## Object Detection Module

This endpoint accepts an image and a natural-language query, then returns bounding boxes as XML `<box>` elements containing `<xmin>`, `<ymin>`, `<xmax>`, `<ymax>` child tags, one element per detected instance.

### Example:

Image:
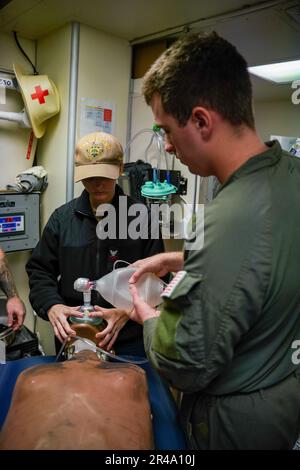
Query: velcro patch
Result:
<box><xmin>161</xmin><ymin>271</ymin><xmax>187</xmax><ymax>298</ymax></box>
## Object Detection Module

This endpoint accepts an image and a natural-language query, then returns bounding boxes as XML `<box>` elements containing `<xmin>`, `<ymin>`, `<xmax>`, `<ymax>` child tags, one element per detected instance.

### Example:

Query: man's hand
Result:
<box><xmin>129</xmin><ymin>284</ymin><xmax>160</xmax><ymax>324</ymax></box>
<box><xmin>6</xmin><ymin>296</ymin><xmax>26</xmax><ymax>331</ymax></box>
<box><xmin>0</xmin><ymin>248</ymin><xmax>26</xmax><ymax>331</ymax></box>
<box><xmin>89</xmin><ymin>306</ymin><xmax>129</xmax><ymax>351</ymax></box>
<box><xmin>48</xmin><ymin>304</ymin><xmax>83</xmax><ymax>343</ymax></box>
<box><xmin>129</xmin><ymin>252</ymin><xmax>184</xmax><ymax>284</ymax></box>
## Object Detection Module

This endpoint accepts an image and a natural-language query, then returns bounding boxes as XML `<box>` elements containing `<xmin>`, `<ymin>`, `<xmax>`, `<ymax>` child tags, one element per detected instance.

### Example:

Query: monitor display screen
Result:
<box><xmin>0</xmin><ymin>214</ymin><xmax>25</xmax><ymax>236</ymax></box>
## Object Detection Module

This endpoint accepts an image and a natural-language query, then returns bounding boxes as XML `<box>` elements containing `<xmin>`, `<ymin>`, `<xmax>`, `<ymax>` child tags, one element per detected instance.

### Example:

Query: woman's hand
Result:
<box><xmin>89</xmin><ymin>306</ymin><xmax>129</xmax><ymax>351</ymax></box>
<box><xmin>48</xmin><ymin>304</ymin><xmax>82</xmax><ymax>343</ymax></box>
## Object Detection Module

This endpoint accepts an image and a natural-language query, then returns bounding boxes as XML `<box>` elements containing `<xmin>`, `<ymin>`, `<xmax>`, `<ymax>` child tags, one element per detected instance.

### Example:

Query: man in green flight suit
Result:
<box><xmin>129</xmin><ymin>32</ymin><xmax>300</xmax><ymax>449</ymax></box>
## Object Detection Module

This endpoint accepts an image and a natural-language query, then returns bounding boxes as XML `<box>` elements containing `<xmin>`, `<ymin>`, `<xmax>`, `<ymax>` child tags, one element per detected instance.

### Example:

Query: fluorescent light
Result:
<box><xmin>248</xmin><ymin>60</ymin><xmax>300</xmax><ymax>84</ymax></box>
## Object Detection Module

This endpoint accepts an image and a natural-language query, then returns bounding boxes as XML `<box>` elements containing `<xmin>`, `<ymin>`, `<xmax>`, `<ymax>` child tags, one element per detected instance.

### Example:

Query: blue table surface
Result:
<box><xmin>0</xmin><ymin>355</ymin><xmax>187</xmax><ymax>450</ymax></box>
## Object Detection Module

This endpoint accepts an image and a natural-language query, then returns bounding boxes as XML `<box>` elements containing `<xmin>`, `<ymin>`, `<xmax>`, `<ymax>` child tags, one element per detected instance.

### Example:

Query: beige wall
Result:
<box><xmin>36</xmin><ymin>24</ymin><xmax>71</xmax><ymax>227</ymax></box>
<box><xmin>74</xmin><ymin>24</ymin><xmax>131</xmax><ymax>198</ymax></box>
<box><xmin>0</xmin><ymin>31</ymin><xmax>35</xmax><ymax>71</ymax></box>
<box><xmin>254</xmin><ymin>98</ymin><xmax>299</xmax><ymax>141</ymax></box>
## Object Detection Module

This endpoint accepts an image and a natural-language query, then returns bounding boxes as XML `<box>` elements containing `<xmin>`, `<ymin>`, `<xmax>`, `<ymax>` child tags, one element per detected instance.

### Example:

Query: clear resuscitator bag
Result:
<box><xmin>94</xmin><ymin>260</ymin><xmax>165</xmax><ymax>310</ymax></box>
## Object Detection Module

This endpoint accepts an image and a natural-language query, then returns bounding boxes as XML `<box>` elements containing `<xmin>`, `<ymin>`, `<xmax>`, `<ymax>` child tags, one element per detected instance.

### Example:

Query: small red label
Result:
<box><xmin>103</xmin><ymin>108</ymin><xmax>112</xmax><ymax>122</ymax></box>
<box><xmin>26</xmin><ymin>131</ymin><xmax>35</xmax><ymax>160</ymax></box>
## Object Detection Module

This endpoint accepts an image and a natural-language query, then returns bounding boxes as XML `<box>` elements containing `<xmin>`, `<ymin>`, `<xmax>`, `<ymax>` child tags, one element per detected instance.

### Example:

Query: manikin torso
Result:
<box><xmin>0</xmin><ymin>350</ymin><xmax>153</xmax><ymax>450</ymax></box>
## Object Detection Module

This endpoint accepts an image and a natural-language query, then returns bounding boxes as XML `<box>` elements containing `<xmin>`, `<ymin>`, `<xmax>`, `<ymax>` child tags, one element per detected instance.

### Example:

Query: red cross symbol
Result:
<box><xmin>31</xmin><ymin>85</ymin><xmax>49</xmax><ymax>104</ymax></box>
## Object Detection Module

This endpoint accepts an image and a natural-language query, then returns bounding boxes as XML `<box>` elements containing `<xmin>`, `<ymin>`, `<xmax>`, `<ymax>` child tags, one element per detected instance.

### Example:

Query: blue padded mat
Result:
<box><xmin>0</xmin><ymin>355</ymin><xmax>187</xmax><ymax>450</ymax></box>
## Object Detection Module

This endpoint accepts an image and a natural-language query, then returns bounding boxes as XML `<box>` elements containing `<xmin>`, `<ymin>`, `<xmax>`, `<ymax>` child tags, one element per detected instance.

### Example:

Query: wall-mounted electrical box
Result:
<box><xmin>0</xmin><ymin>191</ymin><xmax>40</xmax><ymax>252</ymax></box>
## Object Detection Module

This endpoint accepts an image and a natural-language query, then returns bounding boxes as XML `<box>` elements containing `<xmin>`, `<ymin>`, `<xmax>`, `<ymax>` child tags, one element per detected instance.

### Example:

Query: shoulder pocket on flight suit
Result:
<box><xmin>162</xmin><ymin>271</ymin><xmax>203</xmax><ymax>301</ymax></box>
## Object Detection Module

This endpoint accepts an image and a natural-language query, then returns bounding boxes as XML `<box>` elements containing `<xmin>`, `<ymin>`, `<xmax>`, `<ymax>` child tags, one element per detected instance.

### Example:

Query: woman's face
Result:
<box><xmin>82</xmin><ymin>176</ymin><xmax>116</xmax><ymax>208</ymax></box>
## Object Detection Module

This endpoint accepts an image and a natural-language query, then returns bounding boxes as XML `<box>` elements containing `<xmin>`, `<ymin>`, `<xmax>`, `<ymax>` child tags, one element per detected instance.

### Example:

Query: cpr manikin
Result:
<box><xmin>0</xmin><ymin>342</ymin><xmax>154</xmax><ymax>450</ymax></box>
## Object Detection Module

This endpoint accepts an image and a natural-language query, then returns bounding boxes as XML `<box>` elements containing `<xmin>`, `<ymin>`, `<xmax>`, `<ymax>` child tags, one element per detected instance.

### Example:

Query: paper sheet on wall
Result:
<box><xmin>80</xmin><ymin>98</ymin><xmax>115</xmax><ymax>137</ymax></box>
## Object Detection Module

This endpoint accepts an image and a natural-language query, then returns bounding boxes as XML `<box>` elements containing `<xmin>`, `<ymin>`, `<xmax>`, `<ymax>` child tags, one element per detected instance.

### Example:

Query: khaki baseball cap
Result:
<box><xmin>74</xmin><ymin>132</ymin><xmax>123</xmax><ymax>182</ymax></box>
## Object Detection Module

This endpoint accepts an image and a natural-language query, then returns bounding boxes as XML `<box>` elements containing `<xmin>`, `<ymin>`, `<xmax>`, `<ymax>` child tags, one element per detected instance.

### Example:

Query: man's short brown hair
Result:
<box><xmin>142</xmin><ymin>32</ymin><xmax>255</xmax><ymax>129</ymax></box>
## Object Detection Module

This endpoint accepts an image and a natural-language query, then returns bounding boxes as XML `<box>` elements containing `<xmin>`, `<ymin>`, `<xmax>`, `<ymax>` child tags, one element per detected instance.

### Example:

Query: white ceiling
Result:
<box><xmin>1</xmin><ymin>0</ymin><xmax>300</xmax><ymax>101</ymax></box>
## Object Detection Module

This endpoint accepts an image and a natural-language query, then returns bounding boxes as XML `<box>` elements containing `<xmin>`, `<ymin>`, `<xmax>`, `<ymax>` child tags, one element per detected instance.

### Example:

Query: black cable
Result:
<box><xmin>13</xmin><ymin>30</ymin><xmax>38</xmax><ymax>75</ymax></box>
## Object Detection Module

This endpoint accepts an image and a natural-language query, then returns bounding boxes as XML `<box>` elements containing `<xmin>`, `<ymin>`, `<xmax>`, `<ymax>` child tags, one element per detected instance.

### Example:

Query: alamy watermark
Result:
<box><xmin>291</xmin><ymin>80</ymin><xmax>300</xmax><ymax>105</ymax></box>
<box><xmin>95</xmin><ymin>196</ymin><xmax>204</xmax><ymax>251</ymax></box>
<box><xmin>291</xmin><ymin>340</ymin><xmax>300</xmax><ymax>365</ymax></box>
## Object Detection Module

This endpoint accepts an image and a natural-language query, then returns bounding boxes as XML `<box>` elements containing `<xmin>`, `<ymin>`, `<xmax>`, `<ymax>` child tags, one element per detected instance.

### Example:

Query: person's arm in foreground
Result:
<box><xmin>0</xmin><ymin>249</ymin><xmax>26</xmax><ymax>331</ymax></box>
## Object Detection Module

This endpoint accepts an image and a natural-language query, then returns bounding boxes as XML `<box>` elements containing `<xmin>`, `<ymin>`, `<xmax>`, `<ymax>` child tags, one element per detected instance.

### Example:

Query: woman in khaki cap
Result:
<box><xmin>26</xmin><ymin>131</ymin><xmax>165</xmax><ymax>356</ymax></box>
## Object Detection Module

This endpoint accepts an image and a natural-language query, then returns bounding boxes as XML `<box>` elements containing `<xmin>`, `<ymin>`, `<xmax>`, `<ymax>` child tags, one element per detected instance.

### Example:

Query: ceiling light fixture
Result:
<box><xmin>248</xmin><ymin>59</ymin><xmax>300</xmax><ymax>84</ymax></box>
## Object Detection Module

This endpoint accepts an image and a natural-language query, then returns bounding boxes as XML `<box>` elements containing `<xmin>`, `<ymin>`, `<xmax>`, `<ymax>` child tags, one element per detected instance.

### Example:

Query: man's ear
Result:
<box><xmin>191</xmin><ymin>107</ymin><xmax>213</xmax><ymax>139</ymax></box>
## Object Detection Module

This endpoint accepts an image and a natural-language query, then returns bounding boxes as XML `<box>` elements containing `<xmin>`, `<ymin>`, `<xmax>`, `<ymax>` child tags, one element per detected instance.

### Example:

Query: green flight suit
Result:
<box><xmin>143</xmin><ymin>141</ymin><xmax>300</xmax><ymax>449</ymax></box>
